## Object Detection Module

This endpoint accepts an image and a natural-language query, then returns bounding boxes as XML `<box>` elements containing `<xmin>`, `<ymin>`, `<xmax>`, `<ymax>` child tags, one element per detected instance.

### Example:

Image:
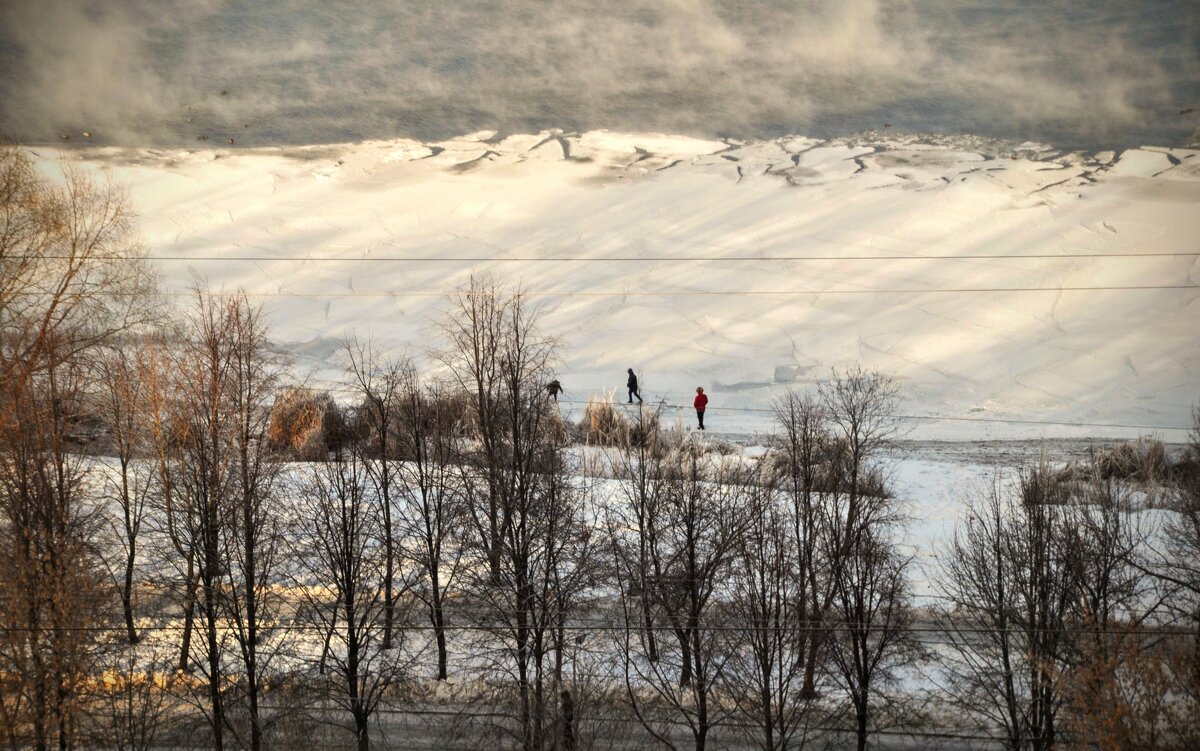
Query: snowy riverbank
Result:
<box><xmin>36</xmin><ymin>129</ymin><xmax>1200</xmax><ymax>441</ymax></box>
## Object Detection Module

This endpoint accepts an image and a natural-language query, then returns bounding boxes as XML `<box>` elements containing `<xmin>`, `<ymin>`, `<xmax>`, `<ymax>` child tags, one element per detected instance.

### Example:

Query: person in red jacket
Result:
<box><xmin>694</xmin><ymin>387</ymin><xmax>708</xmax><ymax>430</ymax></box>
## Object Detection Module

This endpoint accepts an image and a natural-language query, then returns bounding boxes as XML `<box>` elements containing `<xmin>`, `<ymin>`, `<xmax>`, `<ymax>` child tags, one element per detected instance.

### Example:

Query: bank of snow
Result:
<box><xmin>37</xmin><ymin>130</ymin><xmax>1200</xmax><ymax>440</ymax></box>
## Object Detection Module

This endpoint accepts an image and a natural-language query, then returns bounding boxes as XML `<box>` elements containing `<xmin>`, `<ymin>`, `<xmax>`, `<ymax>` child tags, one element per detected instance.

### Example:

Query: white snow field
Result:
<box><xmin>36</xmin><ymin>130</ymin><xmax>1200</xmax><ymax>440</ymax></box>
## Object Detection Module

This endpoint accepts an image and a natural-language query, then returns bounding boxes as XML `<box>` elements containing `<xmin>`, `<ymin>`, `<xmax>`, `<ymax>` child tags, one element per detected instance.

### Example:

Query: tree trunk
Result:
<box><xmin>801</xmin><ymin>625</ymin><xmax>820</xmax><ymax>699</ymax></box>
<box><xmin>348</xmin><ymin>617</ymin><xmax>369</xmax><ymax>751</ymax></box>
<box><xmin>122</xmin><ymin>543</ymin><xmax>138</xmax><ymax>644</ymax></box>
<box><xmin>356</xmin><ymin>718</ymin><xmax>369</xmax><ymax>751</ymax></box>
<box><xmin>179</xmin><ymin>567</ymin><xmax>197</xmax><ymax>673</ymax></box>
<box><xmin>247</xmin><ymin>636</ymin><xmax>261</xmax><ymax>751</ymax></box>
<box><xmin>489</xmin><ymin>507</ymin><xmax>502</xmax><ymax>585</ymax></box>
<box><xmin>204</xmin><ymin>592</ymin><xmax>224</xmax><ymax>751</ymax></box>
<box><xmin>30</xmin><ymin>594</ymin><xmax>47</xmax><ymax>751</ymax></box>
<box><xmin>432</xmin><ymin>596</ymin><xmax>448</xmax><ymax>680</ymax></box>
<box><xmin>517</xmin><ymin>601</ymin><xmax>533</xmax><ymax>751</ymax></box>
<box><xmin>351</xmin><ymin>695</ymin><xmax>369</xmax><ymax>751</ymax></box>
<box><xmin>203</xmin><ymin>526</ymin><xmax>224</xmax><ymax>751</ymax></box>
<box><xmin>561</xmin><ymin>690</ymin><xmax>575</xmax><ymax>751</ymax></box>
<box><xmin>381</xmin><ymin>462</ymin><xmax>395</xmax><ymax>650</ymax></box>
<box><xmin>242</xmin><ymin>466</ymin><xmax>262</xmax><ymax>751</ymax></box>
<box><xmin>678</xmin><ymin>630</ymin><xmax>692</xmax><ymax>687</ymax></box>
<box><xmin>641</xmin><ymin>590</ymin><xmax>658</xmax><ymax>662</ymax></box>
<box><xmin>121</xmin><ymin>461</ymin><xmax>139</xmax><ymax>645</ymax></box>
<box><xmin>856</xmin><ymin>703</ymin><xmax>867</xmax><ymax>751</ymax></box>
<box><xmin>758</xmin><ymin>655</ymin><xmax>775</xmax><ymax>751</ymax></box>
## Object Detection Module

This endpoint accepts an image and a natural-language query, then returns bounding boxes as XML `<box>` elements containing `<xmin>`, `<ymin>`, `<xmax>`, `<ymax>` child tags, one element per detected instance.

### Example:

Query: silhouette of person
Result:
<box><xmin>627</xmin><ymin>369</ymin><xmax>643</xmax><ymax>404</ymax></box>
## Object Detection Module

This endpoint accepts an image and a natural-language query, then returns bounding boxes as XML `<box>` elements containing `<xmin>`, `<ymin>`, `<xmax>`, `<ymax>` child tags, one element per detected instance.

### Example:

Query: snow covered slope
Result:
<box><xmin>38</xmin><ymin>131</ymin><xmax>1200</xmax><ymax>440</ymax></box>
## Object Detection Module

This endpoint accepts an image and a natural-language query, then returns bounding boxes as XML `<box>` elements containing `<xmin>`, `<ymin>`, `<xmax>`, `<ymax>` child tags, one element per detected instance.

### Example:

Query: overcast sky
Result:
<box><xmin>1</xmin><ymin>0</ymin><xmax>1197</xmax><ymax>149</ymax></box>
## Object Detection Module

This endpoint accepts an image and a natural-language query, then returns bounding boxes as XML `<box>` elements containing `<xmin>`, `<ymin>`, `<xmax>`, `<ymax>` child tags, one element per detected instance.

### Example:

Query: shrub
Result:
<box><xmin>1020</xmin><ymin>462</ymin><xmax>1073</xmax><ymax>506</ymax></box>
<box><xmin>1060</xmin><ymin>624</ymin><xmax>1199</xmax><ymax>751</ymax></box>
<box><xmin>268</xmin><ymin>388</ymin><xmax>340</xmax><ymax>460</ymax></box>
<box><xmin>765</xmin><ymin>434</ymin><xmax>891</xmax><ymax>498</ymax></box>
<box><xmin>580</xmin><ymin>392</ymin><xmax>631</xmax><ymax>446</ymax></box>
<box><xmin>1094</xmin><ymin>437</ymin><xmax>1170</xmax><ymax>483</ymax></box>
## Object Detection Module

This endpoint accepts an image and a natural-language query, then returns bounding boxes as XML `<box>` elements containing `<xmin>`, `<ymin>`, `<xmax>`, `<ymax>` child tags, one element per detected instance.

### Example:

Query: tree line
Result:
<box><xmin>2</xmin><ymin>144</ymin><xmax>1199</xmax><ymax>751</ymax></box>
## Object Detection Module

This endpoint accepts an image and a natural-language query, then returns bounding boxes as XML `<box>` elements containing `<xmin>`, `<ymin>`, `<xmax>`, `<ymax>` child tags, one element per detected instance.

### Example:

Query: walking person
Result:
<box><xmin>546</xmin><ymin>379</ymin><xmax>563</xmax><ymax>402</ymax></box>
<box><xmin>694</xmin><ymin>386</ymin><xmax>708</xmax><ymax>430</ymax></box>
<box><xmin>627</xmin><ymin>368</ymin><xmax>643</xmax><ymax>404</ymax></box>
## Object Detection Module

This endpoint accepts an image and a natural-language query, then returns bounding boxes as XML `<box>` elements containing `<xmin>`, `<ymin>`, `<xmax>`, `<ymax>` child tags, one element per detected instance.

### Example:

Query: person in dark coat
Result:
<box><xmin>627</xmin><ymin>369</ymin><xmax>643</xmax><ymax>403</ymax></box>
<box><xmin>694</xmin><ymin>386</ymin><xmax>708</xmax><ymax>430</ymax></box>
<box><xmin>547</xmin><ymin>379</ymin><xmax>563</xmax><ymax>401</ymax></box>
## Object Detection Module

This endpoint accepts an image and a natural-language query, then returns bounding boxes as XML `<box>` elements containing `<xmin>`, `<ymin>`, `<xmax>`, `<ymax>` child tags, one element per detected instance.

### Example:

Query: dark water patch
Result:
<box><xmin>2</xmin><ymin>0</ymin><xmax>1196</xmax><ymax>150</ymax></box>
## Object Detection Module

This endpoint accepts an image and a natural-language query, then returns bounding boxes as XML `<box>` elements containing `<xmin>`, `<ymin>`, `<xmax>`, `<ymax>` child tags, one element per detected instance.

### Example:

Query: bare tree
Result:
<box><xmin>219</xmin><ymin>295</ymin><xmax>287</xmax><ymax>751</ymax></box>
<box><xmin>346</xmin><ymin>337</ymin><xmax>405</xmax><ymax>650</ymax></box>
<box><xmin>1065</xmin><ymin>476</ymin><xmax>1147</xmax><ymax>632</ymax></box>
<box><xmin>468</xmin><ymin>350</ymin><xmax>595</xmax><ymax>749</ymax></box>
<box><xmin>165</xmin><ymin>292</ymin><xmax>239</xmax><ymax>749</ymax></box>
<box><xmin>620</xmin><ymin>447</ymin><xmax>748</xmax><ymax>751</ymax></box>
<box><xmin>437</xmin><ymin>274</ymin><xmax>555</xmax><ymax>585</ymax></box>
<box><xmin>0</xmin><ymin>357</ymin><xmax>112</xmax><ymax>751</ymax></box>
<box><xmin>296</xmin><ymin>434</ymin><xmax>411</xmax><ymax>751</ymax></box>
<box><xmin>484</xmin><ymin>415</ymin><xmax>597</xmax><ymax>751</ymax></box>
<box><xmin>439</xmin><ymin>278</ymin><xmax>599</xmax><ymax>749</ymax></box>
<box><xmin>817</xmin><ymin>366</ymin><xmax>901</xmax><ymax>546</ymax></box>
<box><xmin>610</xmin><ymin>406</ymin><xmax>669</xmax><ymax>667</ymax></box>
<box><xmin>771</xmin><ymin>389</ymin><xmax>832</xmax><ymax>700</ymax></box>
<box><xmin>726</xmin><ymin>462</ymin><xmax>820</xmax><ymax>751</ymax></box>
<box><xmin>157</xmin><ymin>291</ymin><xmax>285</xmax><ymax>750</ymax></box>
<box><xmin>936</xmin><ymin>468</ymin><xmax>1080</xmax><ymax>751</ymax></box>
<box><xmin>937</xmin><ymin>459</ymin><xmax>1172</xmax><ymax>750</ymax></box>
<box><xmin>393</xmin><ymin>368</ymin><xmax>465</xmax><ymax>680</ymax></box>
<box><xmin>141</xmin><ymin>332</ymin><xmax>202</xmax><ymax>675</ymax></box>
<box><xmin>97</xmin><ymin>345</ymin><xmax>156</xmax><ymax>645</ymax></box>
<box><xmin>815</xmin><ymin>367</ymin><xmax>910</xmax><ymax>751</ymax></box>
<box><xmin>1062</xmin><ymin>470</ymin><xmax>1153</xmax><ymax>736</ymax></box>
<box><xmin>825</xmin><ymin>525</ymin><xmax>913</xmax><ymax>751</ymax></box>
<box><xmin>1146</xmin><ymin>408</ymin><xmax>1200</xmax><ymax>723</ymax></box>
<box><xmin>1056</xmin><ymin>452</ymin><xmax>1187</xmax><ymax>748</ymax></box>
<box><xmin>0</xmin><ymin>143</ymin><xmax>156</xmax><ymax>751</ymax></box>
<box><xmin>0</xmin><ymin>146</ymin><xmax>158</xmax><ymax>385</ymax></box>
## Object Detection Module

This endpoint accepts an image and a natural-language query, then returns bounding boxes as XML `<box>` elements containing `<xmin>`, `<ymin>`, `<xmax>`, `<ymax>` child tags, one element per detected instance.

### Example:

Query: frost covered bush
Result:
<box><xmin>577</xmin><ymin>394</ymin><xmax>677</xmax><ymax>450</ymax></box>
<box><xmin>765</xmin><ymin>434</ymin><xmax>890</xmax><ymax>498</ymax></box>
<box><xmin>267</xmin><ymin>387</ymin><xmax>342</xmax><ymax>460</ymax></box>
<box><xmin>363</xmin><ymin>388</ymin><xmax>468</xmax><ymax>460</ymax></box>
<box><xmin>580</xmin><ymin>392</ymin><xmax>631</xmax><ymax>446</ymax></box>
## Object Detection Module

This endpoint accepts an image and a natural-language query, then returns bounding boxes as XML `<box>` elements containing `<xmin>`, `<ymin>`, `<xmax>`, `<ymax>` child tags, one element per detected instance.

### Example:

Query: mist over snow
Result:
<box><xmin>38</xmin><ymin>130</ymin><xmax>1200</xmax><ymax>440</ymax></box>
<box><xmin>2</xmin><ymin>0</ymin><xmax>1198</xmax><ymax>150</ymax></box>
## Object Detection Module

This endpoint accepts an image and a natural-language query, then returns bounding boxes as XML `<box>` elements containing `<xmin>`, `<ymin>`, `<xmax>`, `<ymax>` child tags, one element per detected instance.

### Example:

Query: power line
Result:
<box><xmin>547</xmin><ymin>399</ymin><xmax>1193</xmax><ymax>432</ymax></box>
<box><xmin>298</xmin><ymin>383</ymin><xmax>1190</xmax><ymax>432</ymax></box>
<box><xmin>563</xmin><ymin>398</ymin><xmax>1192</xmax><ymax>433</ymax></box>
<box><xmin>21</xmin><ymin>251</ymin><xmax>1200</xmax><ymax>262</ymax></box>
<box><xmin>18</xmin><ymin>284</ymin><xmax>1198</xmax><ymax>298</ymax></box>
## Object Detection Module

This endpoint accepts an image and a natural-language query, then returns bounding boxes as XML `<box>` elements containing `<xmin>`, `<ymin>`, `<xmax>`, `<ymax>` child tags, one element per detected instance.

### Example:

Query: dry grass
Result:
<box><xmin>268</xmin><ymin>388</ymin><xmax>336</xmax><ymax>460</ymax></box>
<box><xmin>580</xmin><ymin>391</ymin><xmax>632</xmax><ymax>447</ymax></box>
<box><xmin>1093</xmin><ymin>437</ymin><xmax>1171</xmax><ymax>483</ymax></box>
